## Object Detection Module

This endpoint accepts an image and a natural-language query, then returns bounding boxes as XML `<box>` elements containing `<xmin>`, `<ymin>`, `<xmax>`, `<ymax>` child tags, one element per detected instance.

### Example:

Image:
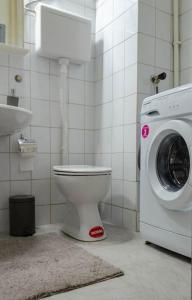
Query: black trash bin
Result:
<box><xmin>9</xmin><ymin>195</ymin><xmax>35</xmax><ymax>236</ymax></box>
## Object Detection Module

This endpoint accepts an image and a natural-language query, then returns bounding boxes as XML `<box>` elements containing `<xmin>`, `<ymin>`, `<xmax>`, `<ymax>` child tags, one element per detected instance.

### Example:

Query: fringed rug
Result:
<box><xmin>0</xmin><ymin>234</ymin><xmax>123</xmax><ymax>300</ymax></box>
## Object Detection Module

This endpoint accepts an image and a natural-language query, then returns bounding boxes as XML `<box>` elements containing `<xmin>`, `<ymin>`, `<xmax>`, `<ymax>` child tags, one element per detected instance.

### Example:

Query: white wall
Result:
<box><xmin>0</xmin><ymin>0</ymin><xmax>175</xmax><ymax>233</ymax></box>
<box><xmin>180</xmin><ymin>0</ymin><xmax>192</xmax><ymax>84</ymax></box>
<box><xmin>0</xmin><ymin>0</ymin><xmax>96</xmax><ymax>231</ymax></box>
<box><xmin>95</xmin><ymin>0</ymin><xmax>174</xmax><ymax>231</ymax></box>
<box><xmin>95</xmin><ymin>0</ymin><xmax>139</xmax><ymax>231</ymax></box>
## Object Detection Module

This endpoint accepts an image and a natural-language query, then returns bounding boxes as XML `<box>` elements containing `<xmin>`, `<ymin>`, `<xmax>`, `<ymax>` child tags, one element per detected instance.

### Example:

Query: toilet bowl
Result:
<box><xmin>53</xmin><ymin>165</ymin><xmax>112</xmax><ymax>241</ymax></box>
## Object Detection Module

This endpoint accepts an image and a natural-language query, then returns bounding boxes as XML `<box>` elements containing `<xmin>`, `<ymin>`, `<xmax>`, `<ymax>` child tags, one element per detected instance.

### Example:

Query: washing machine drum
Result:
<box><xmin>147</xmin><ymin>120</ymin><xmax>192</xmax><ymax>211</ymax></box>
<box><xmin>156</xmin><ymin>133</ymin><xmax>190</xmax><ymax>192</ymax></box>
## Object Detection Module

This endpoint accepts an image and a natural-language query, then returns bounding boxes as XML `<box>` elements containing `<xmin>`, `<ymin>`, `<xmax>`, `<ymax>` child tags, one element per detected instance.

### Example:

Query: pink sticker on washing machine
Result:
<box><xmin>89</xmin><ymin>226</ymin><xmax>104</xmax><ymax>238</ymax></box>
<box><xmin>142</xmin><ymin>125</ymin><xmax>149</xmax><ymax>138</ymax></box>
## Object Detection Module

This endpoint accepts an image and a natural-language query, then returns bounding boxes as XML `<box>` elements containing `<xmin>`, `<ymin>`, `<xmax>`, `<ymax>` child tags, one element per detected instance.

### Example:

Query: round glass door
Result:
<box><xmin>156</xmin><ymin>133</ymin><xmax>190</xmax><ymax>192</ymax></box>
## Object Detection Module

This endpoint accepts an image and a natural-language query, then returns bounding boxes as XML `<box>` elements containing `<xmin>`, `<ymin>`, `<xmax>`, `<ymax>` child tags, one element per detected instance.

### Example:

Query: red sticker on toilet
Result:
<box><xmin>142</xmin><ymin>125</ymin><xmax>149</xmax><ymax>138</ymax></box>
<box><xmin>89</xmin><ymin>226</ymin><xmax>104</xmax><ymax>238</ymax></box>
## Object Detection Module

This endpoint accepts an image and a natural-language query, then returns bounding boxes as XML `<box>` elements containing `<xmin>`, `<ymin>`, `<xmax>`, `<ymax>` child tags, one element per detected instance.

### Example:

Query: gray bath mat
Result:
<box><xmin>0</xmin><ymin>234</ymin><xmax>123</xmax><ymax>300</ymax></box>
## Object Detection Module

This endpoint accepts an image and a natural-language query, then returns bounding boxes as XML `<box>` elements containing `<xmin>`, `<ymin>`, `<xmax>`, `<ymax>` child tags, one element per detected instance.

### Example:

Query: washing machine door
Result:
<box><xmin>147</xmin><ymin>119</ymin><xmax>192</xmax><ymax>211</ymax></box>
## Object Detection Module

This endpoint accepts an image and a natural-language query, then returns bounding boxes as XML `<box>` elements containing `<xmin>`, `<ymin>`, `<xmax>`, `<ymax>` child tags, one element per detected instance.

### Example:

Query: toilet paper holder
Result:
<box><xmin>18</xmin><ymin>134</ymin><xmax>37</xmax><ymax>154</ymax></box>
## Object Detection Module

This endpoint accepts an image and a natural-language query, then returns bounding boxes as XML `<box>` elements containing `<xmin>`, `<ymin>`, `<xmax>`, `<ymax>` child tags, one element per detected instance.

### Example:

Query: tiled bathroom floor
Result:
<box><xmin>36</xmin><ymin>224</ymin><xmax>191</xmax><ymax>300</ymax></box>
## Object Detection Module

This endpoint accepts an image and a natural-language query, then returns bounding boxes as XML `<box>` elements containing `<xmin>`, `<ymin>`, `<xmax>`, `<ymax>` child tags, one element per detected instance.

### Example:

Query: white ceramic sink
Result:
<box><xmin>0</xmin><ymin>104</ymin><xmax>32</xmax><ymax>136</ymax></box>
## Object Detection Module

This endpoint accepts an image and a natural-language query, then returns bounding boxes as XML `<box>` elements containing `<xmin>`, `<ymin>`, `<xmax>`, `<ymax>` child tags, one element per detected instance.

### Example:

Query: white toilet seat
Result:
<box><xmin>53</xmin><ymin>165</ymin><xmax>112</xmax><ymax>176</ymax></box>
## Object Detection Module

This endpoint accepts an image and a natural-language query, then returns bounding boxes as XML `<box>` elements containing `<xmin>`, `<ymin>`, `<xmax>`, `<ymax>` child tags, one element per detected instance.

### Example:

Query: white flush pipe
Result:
<box><xmin>173</xmin><ymin>0</ymin><xmax>181</xmax><ymax>87</ymax></box>
<box><xmin>59</xmin><ymin>58</ymin><xmax>70</xmax><ymax>164</ymax></box>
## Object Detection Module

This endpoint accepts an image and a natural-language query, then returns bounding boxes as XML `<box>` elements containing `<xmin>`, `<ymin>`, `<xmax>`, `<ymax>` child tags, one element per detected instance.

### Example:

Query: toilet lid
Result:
<box><xmin>53</xmin><ymin>165</ymin><xmax>112</xmax><ymax>175</ymax></box>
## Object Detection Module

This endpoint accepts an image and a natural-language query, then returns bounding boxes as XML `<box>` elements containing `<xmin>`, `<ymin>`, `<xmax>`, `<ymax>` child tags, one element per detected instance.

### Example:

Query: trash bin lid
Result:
<box><xmin>9</xmin><ymin>195</ymin><xmax>35</xmax><ymax>204</ymax></box>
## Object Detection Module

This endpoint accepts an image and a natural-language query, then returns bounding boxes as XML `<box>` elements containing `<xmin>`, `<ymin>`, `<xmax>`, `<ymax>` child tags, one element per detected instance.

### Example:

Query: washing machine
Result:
<box><xmin>140</xmin><ymin>84</ymin><xmax>192</xmax><ymax>257</ymax></box>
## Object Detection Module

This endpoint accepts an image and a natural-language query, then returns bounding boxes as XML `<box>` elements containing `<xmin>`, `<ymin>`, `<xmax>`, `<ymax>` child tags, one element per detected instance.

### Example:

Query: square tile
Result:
<box><xmin>51</xmin><ymin>128</ymin><xmax>61</xmax><ymax>154</ymax></box>
<box><xmin>112</xmin><ymin>180</ymin><xmax>124</xmax><ymax>207</ymax></box>
<box><xmin>123</xmin><ymin>181</ymin><xmax>138</xmax><ymax>210</ymax></box>
<box><xmin>69</xmin><ymin>104</ymin><xmax>85</xmax><ymax>129</ymax></box>
<box><xmin>113</xmin><ymin>42</ymin><xmax>125</xmax><ymax>73</ymax></box>
<box><xmin>69</xmin><ymin>129</ymin><xmax>84</xmax><ymax>154</ymax></box>
<box><xmin>112</xmin><ymin>126</ymin><xmax>124</xmax><ymax>153</ymax></box>
<box><xmin>31</xmin><ymin>127</ymin><xmax>50</xmax><ymax>153</ymax></box>
<box><xmin>0</xmin><ymin>182</ymin><xmax>10</xmax><ymax>209</ymax></box>
<box><xmin>125</xmin><ymin>35</ymin><xmax>138</xmax><ymax>67</ymax></box>
<box><xmin>32</xmin><ymin>154</ymin><xmax>50</xmax><ymax>179</ymax></box>
<box><xmin>69</xmin><ymin>79</ymin><xmax>85</xmax><ymax>105</ymax></box>
<box><xmin>32</xmin><ymin>179</ymin><xmax>50</xmax><ymax>205</ymax></box>
<box><xmin>31</xmin><ymin>72</ymin><xmax>50</xmax><ymax>100</ymax></box>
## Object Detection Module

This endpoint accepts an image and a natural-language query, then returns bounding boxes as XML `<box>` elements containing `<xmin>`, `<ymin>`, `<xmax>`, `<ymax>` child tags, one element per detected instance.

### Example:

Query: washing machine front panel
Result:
<box><xmin>147</xmin><ymin>119</ymin><xmax>192</xmax><ymax>211</ymax></box>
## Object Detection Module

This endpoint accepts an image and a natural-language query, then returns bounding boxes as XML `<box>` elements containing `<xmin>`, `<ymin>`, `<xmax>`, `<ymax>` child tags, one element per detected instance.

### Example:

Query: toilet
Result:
<box><xmin>53</xmin><ymin>165</ymin><xmax>112</xmax><ymax>241</ymax></box>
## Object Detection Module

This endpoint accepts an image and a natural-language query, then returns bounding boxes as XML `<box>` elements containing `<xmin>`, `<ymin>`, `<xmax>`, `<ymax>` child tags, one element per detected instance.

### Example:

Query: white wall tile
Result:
<box><xmin>35</xmin><ymin>205</ymin><xmax>50</xmax><ymax>226</ymax></box>
<box><xmin>112</xmin><ymin>98</ymin><xmax>124</xmax><ymax>126</ymax></box>
<box><xmin>69</xmin><ymin>64</ymin><xmax>85</xmax><ymax>80</ymax></box>
<box><xmin>32</xmin><ymin>179</ymin><xmax>50</xmax><ymax>205</ymax></box>
<box><xmin>51</xmin><ymin>204</ymin><xmax>67</xmax><ymax>224</ymax></box>
<box><xmin>85</xmin><ymin>130</ymin><xmax>94</xmax><ymax>153</ymax></box>
<box><xmin>99</xmin><ymin>202</ymin><xmax>112</xmax><ymax>223</ymax></box>
<box><xmin>112</xmin><ymin>153</ymin><xmax>124</xmax><ymax>179</ymax></box>
<box><xmin>125</xmin><ymin>64</ymin><xmax>137</xmax><ymax>96</ymax></box>
<box><xmin>124</xmin><ymin>123</ymin><xmax>137</xmax><ymax>153</ymax></box>
<box><xmin>124</xmin><ymin>181</ymin><xmax>138</xmax><ymax>210</ymax></box>
<box><xmin>69</xmin><ymin>79</ymin><xmax>85</xmax><ymax>105</ymax></box>
<box><xmin>0</xmin><ymin>136</ymin><xmax>9</xmax><ymax>153</ymax></box>
<box><xmin>112</xmin><ymin>126</ymin><xmax>124</xmax><ymax>153</ymax></box>
<box><xmin>0</xmin><ymin>67</ymin><xmax>8</xmax><ymax>95</ymax></box>
<box><xmin>125</xmin><ymin>35</ymin><xmax>138</xmax><ymax>67</ymax></box>
<box><xmin>156</xmin><ymin>0</ymin><xmax>172</xmax><ymax>14</ymax></box>
<box><xmin>69</xmin><ymin>153</ymin><xmax>85</xmax><ymax>164</ymax></box>
<box><xmin>0</xmin><ymin>182</ymin><xmax>10</xmax><ymax>209</ymax></box>
<box><xmin>32</xmin><ymin>154</ymin><xmax>50</xmax><ymax>179</ymax></box>
<box><xmin>124</xmin><ymin>4</ymin><xmax>138</xmax><ymax>40</ymax></box>
<box><xmin>138</xmin><ymin>34</ymin><xmax>155</xmax><ymax>65</ymax></box>
<box><xmin>69</xmin><ymin>104</ymin><xmax>85</xmax><ymax>129</ymax></box>
<box><xmin>123</xmin><ymin>208</ymin><xmax>137</xmax><ymax>231</ymax></box>
<box><xmin>85</xmin><ymin>106</ymin><xmax>95</xmax><ymax>130</ymax></box>
<box><xmin>138</xmin><ymin>2</ymin><xmax>155</xmax><ymax>36</ymax></box>
<box><xmin>112</xmin><ymin>180</ymin><xmax>123</xmax><ymax>207</ymax></box>
<box><xmin>113</xmin><ymin>70</ymin><xmax>125</xmax><ymax>99</ymax></box>
<box><xmin>69</xmin><ymin>129</ymin><xmax>84</xmax><ymax>153</ymax></box>
<box><xmin>31</xmin><ymin>99</ymin><xmax>50</xmax><ymax>127</ymax></box>
<box><xmin>0</xmin><ymin>210</ymin><xmax>9</xmax><ymax>232</ymax></box>
<box><xmin>156</xmin><ymin>39</ymin><xmax>173</xmax><ymax>71</ymax></box>
<box><xmin>50</xmin><ymin>101</ymin><xmax>61</xmax><ymax>127</ymax></box>
<box><xmin>10</xmin><ymin>180</ymin><xmax>31</xmax><ymax>197</ymax></box>
<box><xmin>51</xmin><ymin>178</ymin><xmax>65</xmax><ymax>204</ymax></box>
<box><xmin>30</xmin><ymin>45</ymin><xmax>49</xmax><ymax>74</ymax></box>
<box><xmin>103</xmin><ymin>49</ymin><xmax>113</xmax><ymax>78</ymax></box>
<box><xmin>10</xmin><ymin>153</ymin><xmax>31</xmax><ymax>181</ymax></box>
<box><xmin>50</xmin><ymin>75</ymin><xmax>60</xmax><ymax>102</ymax></box>
<box><xmin>31</xmin><ymin>127</ymin><xmax>50</xmax><ymax>153</ymax></box>
<box><xmin>124</xmin><ymin>152</ymin><xmax>137</xmax><ymax>181</ymax></box>
<box><xmin>51</xmin><ymin>128</ymin><xmax>61</xmax><ymax>154</ymax></box>
<box><xmin>0</xmin><ymin>53</ymin><xmax>9</xmax><ymax>67</ymax></box>
<box><xmin>124</xmin><ymin>94</ymin><xmax>137</xmax><ymax>124</ymax></box>
<box><xmin>85</xmin><ymin>82</ymin><xmax>95</xmax><ymax>106</ymax></box>
<box><xmin>31</xmin><ymin>72</ymin><xmax>50</xmax><ymax>100</ymax></box>
<box><xmin>113</xmin><ymin>15</ymin><xmax>125</xmax><ymax>46</ymax></box>
<box><xmin>112</xmin><ymin>205</ymin><xmax>123</xmax><ymax>226</ymax></box>
<box><xmin>113</xmin><ymin>42</ymin><xmax>125</xmax><ymax>73</ymax></box>
<box><xmin>156</xmin><ymin>10</ymin><xmax>172</xmax><ymax>42</ymax></box>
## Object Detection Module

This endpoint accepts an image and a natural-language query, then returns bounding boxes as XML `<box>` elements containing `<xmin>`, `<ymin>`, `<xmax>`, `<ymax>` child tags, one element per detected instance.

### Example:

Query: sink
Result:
<box><xmin>0</xmin><ymin>104</ymin><xmax>32</xmax><ymax>136</ymax></box>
